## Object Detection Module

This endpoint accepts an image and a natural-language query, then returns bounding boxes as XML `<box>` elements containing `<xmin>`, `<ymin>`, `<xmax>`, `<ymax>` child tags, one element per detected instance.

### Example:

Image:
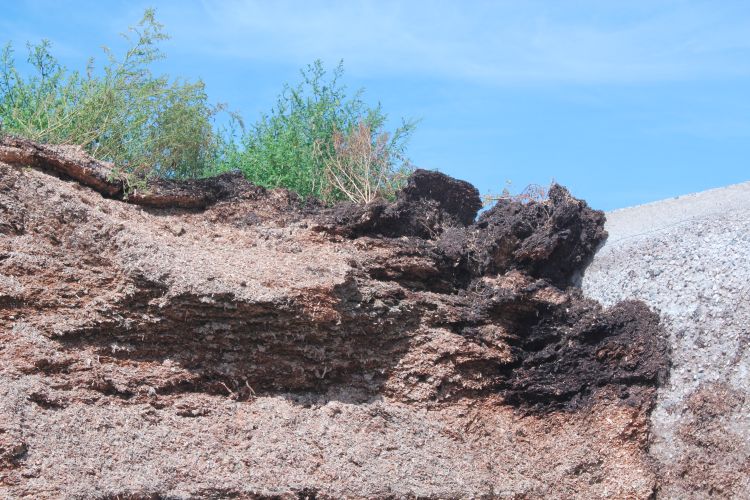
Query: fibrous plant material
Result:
<box><xmin>314</xmin><ymin>122</ymin><xmax>410</xmax><ymax>204</ymax></box>
<box><xmin>1</xmin><ymin>139</ymin><xmax>669</xmax><ymax>498</ymax></box>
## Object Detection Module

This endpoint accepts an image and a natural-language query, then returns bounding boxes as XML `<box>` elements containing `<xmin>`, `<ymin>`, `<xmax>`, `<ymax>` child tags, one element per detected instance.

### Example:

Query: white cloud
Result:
<box><xmin>156</xmin><ymin>0</ymin><xmax>750</xmax><ymax>85</ymax></box>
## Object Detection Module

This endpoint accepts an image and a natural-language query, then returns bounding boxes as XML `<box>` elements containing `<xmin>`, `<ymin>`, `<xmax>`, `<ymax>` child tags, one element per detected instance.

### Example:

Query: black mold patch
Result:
<box><xmin>498</xmin><ymin>299</ymin><xmax>669</xmax><ymax>411</ymax></box>
<box><xmin>317</xmin><ymin>169</ymin><xmax>483</xmax><ymax>239</ymax></box>
<box><xmin>437</xmin><ymin>184</ymin><xmax>607</xmax><ymax>288</ymax></box>
<box><xmin>414</xmin><ymin>273</ymin><xmax>670</xmax><ymax>412</ymax></box>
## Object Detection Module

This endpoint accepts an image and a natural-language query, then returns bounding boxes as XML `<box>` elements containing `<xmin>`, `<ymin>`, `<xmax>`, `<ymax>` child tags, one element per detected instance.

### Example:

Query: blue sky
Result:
<box><xmin>2</xmin><ymin>0</ymin><xmax>749</xmax><ymax>210</ymax></box>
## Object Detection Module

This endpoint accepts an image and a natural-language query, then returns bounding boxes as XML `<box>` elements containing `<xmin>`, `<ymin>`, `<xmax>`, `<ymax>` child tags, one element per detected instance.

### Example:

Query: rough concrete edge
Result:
<box><xmin>606</xmin><ymin>180</ymin><xmax>750</xmax><ymax>215</ymax></box>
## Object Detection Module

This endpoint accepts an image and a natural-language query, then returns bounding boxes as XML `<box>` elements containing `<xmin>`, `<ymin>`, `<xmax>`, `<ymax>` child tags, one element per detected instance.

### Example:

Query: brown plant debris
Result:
<box><xmin>0</xmin><ymin>136</ymin><xmax>669</xmax><ymax>498</ymax></box>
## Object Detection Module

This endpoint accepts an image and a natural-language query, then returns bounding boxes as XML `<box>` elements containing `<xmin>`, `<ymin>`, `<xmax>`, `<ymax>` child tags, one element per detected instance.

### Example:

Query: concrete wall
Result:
<box><xmin>582</xmin><ymin>181</ymin><xmax>750</xmax><ymax>498</ymax></box>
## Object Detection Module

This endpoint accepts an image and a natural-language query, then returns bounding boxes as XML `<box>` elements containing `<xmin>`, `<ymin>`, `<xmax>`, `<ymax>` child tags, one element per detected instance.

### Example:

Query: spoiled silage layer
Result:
<box><xmin>0</xmin><ymin>138</ymin><xmax>669</xmax><ymax>498</ymax></box>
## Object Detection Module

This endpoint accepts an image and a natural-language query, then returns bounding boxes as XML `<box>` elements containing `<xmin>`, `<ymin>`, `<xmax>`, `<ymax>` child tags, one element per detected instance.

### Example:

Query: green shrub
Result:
<box><xmin>0</xmin><ymin>9</ymin><xmax>221</xmax><ymax>180</ymax></box>
<box><xmin>1</xmin><ymin>10</ymin><xmax>416</xmax><ymax>203</ymax></box>
<box><xmin>216</xmin><ymin>60</ymin><xmax>416</xmax><ymax>203</ymax></box>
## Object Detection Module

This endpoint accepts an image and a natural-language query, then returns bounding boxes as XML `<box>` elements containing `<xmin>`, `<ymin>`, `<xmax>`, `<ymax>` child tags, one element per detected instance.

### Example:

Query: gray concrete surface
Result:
<box><xmin>582</xmin><ymin>180</ymin><xmax>750</xmax><ymax>498</ymax></box>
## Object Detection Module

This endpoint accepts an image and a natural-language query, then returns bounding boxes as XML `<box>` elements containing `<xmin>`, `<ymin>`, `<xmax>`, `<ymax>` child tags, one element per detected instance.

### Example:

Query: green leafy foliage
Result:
<box><xmin>0</xmin><ymin>10</ymin><xmax>416</xmax><ymax>203</ymax></box>
<box><xmin>0</xmin><ymin>9</ymin><xmax>221</xmax><ymax>180</ymax></box>
<box><xmin>215</xmin><ymin>60</ymin><xmax>416</xmax><ymax>203</ymax></box>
